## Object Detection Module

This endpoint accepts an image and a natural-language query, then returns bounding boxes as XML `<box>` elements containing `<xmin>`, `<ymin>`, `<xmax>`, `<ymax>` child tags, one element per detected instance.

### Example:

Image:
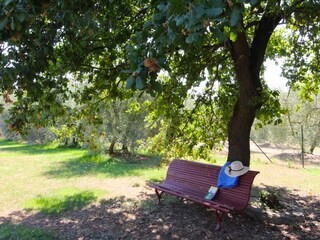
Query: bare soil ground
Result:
<box><xmin>1</xmin><ymin>182</ymin><xmax>319</xmax><ymax>240</ymax></box>
<box><xmin>250</xmin><ymin>142</ymin><xmax>320</xmax><ymax>167</ymax></box>
<box><xmin>1</xmin><ymin>144</ymin><xmax>319</xmax><ymax>239</ymax></box>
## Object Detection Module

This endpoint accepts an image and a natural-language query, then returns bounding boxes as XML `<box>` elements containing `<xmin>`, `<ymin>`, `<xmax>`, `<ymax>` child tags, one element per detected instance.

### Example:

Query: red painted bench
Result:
<box><xmin>148</xmin><ymin>159</ymin><xmax>259</xmax><ymax>230</ymax></box>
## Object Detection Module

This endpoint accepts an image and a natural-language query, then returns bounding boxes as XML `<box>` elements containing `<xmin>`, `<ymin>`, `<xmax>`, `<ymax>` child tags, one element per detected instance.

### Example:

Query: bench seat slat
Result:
<box><xmin>150</xmin><ymin>182</ymin><xmax>234</xmax><ymax>212</ymax></box>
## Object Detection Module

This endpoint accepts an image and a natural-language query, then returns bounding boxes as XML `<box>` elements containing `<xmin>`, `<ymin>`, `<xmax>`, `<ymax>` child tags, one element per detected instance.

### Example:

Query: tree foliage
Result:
<box><xmin>1</xmin><ymin>0</ymin><xmax>319</xmax><ymax>165</ymax></box>
<box><xmin>252</xmin><ymin>90</ymin><xmax>320</xmax><ymax>154</ymax></box>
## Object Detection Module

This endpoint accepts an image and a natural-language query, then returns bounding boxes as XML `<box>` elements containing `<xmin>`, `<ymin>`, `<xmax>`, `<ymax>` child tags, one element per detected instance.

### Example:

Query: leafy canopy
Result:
<box><xmin>1</xmin><ymin>0</ymin><xmax>319</xmax><ymax>160</ymax></box>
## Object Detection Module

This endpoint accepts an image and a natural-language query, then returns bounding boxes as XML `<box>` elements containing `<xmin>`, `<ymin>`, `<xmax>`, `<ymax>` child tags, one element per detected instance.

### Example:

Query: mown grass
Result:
<box><xmin>44</xmin><ymin>153</ymin><xmax>166</xmax><ymax>179</ymax></box>
<box><xmin>0</xmin><ymin>139</ymin><xmax>168</xmax><ymax>239</ymax></box>
<box><xmin>23</xmin><ymin>188</ymin><xmax>106</xmax><ymax>215</ymax></box>
<box><xmin>0</xmin><ymin>139</ymin><xmax>167</xmax><ymax>215</ymax></box>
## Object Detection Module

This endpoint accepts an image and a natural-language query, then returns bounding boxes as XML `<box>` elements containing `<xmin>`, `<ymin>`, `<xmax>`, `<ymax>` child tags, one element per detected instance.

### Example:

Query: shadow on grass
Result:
<box><xmin>1</xmin><ymin>186</ymin><xmax>319</xmax><ymax>239</ymax></box>
<box><xmin>44</xmin><ymin>154</ymin><xmax>162</xmax><ymax>179</ymax></box>
<box><xmin>0</xmin><ymin>222</ymin><xmax>56</xmax><ymax>239</ymax></box>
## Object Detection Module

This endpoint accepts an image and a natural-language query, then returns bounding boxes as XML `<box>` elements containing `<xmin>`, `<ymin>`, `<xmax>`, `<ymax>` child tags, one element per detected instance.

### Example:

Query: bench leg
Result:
<box><xmin>214</xmin><ymin>210</ymin><xmax>224</xmax><ymax>231</ymax></box>
<box><xmin>155</xmin><ymin>189</ymin><xmax>164</xmax><ymax>204</ymax></box>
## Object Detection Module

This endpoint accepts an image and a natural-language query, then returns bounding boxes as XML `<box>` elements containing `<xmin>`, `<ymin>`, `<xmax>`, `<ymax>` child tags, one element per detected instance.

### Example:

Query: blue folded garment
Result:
<box><xmin>217</xmin><ymin>161</ymin><xmax>239</xmax><ymax>188</ymax></box>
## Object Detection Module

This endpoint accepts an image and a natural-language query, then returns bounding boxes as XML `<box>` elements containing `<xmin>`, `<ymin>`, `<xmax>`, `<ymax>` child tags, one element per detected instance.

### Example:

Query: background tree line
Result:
<box><xmin>252</xmin><ymin>90</ymin><xmax>320</xmax><ymax>154</ymax></box>
<box><xmin>1</xmin><ymin>86</ymin><xmax>319</xmax><ymax>157</ymax></box>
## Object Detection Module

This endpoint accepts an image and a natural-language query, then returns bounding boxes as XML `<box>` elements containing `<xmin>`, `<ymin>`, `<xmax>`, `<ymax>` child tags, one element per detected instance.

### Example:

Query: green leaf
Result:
<box><xmin>168</xmin><ymin>0</ymin><xmax>186</xmax><ymax>14</ymax></box>
<box><xmin>185</xmin><ymin>32</ymin><xmax>201</xmax><ymax>44</ymax></box>
<box><xmin>230</xmin><ymin>5</ymin><xmax>242</xmax><ymax>27</ymax></box>
<box><xmin>157</xmin><ymin>3</ymin><xmax>167</xmax><ymax>11</ymax></box>
<box><xmin>230</xmin><ymin>31</ymin><xmax>237</xmax><ymax>42</ymax></box>
<box><xmin>250</xmin><ymin>0</ymin><xmax>260</xmax><ymax>6</ymax></box>
<box><xmin>0</xmin><ymin>18</ymin><xmax>8</xmax><ymax>30</ymax></box>
<box><xmin>126</xmin><ymin>76</ymin><xmax>135</xmax><ymax>89</ymax></box>
<box><xmin>143</xmin><ymin>20</ymin><xmax>153</xmax><ymax>29</ymax></box>
<box><xmin>5</xmin><ymin>0</ymin><xmax>14</xmax><ymax>6</ymax></box>
<box><xmin>10</xmin><ymin>20</ymin><xmax>15</xmax><ymax>30</ymax></box>
<box><xmin>151</xmin><ymin>81</ymin><xmax>162</xmax><ymax>92</ymax></box>
<box><xmin>212</xmin><ymin>0</ymin><xmax>225</xmax><ymax>8</ymax></box>
<box><xmin>194</xmin><ymin>5</ymin><xmax>205</xmax><ymax>19</ymax></box>
<box><xmin>175</xmin><ymin>16</ymin><xmax>186</xmax><ymax>26</ymax></box>
<box><xmin>136</xmin><ymin>76</ymin><xmax>145</xmax><ymax>90</ymax></box>
<box><xmin>206</xmin><ymin>7</ymin><xmax>223</xmax><ymax>18</ymax></box>
<box><xmin>121</xmin><ymin>69</ymin><xmax>134</xmax><ymax>74</ymax></box>
<box><xmin>157</xmin><ymin>56</ymin><xmax>166</xmax><ymax>65</ymax></box>
<box><xmin>150</xmin><ymin>90</ymin><xmax>156</xmax><ymax>97</ymax></box>
<box><xmin>212</xmin><ymin>28</ymin><xmax>227</xmax><ymax>42</ymax></box>
<box><xmin>153</xmin><ymin>13</ymin><xmax>165</xmax><ymax>23</ymax></box>
<box><xmin>16</xmin><ymin>13</ymin><xmax>26</xmax><ymax>22</ymax></box>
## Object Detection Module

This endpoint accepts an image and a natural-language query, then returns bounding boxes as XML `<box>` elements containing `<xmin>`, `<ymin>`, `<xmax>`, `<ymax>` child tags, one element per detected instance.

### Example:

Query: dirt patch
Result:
<box><xmin>250</xmin><ymin>142</ymin><xmax>320</xmax><ymax>167</ymax></box>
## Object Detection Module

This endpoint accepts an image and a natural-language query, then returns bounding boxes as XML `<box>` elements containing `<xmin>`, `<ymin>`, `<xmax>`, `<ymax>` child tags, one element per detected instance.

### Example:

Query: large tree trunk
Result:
<box><xmin>228</xmin><ymin>32</ymin><xmax>260</xmax><ymax>167</ymax></box>
<box><xmin>228</xmin><ymin>99</ymin><xmax>258</xmax><ymax>166</ymax></box>
<box><xmin>108</xmin><ymin>139</ymin><xmax>116</xmax><ymax>154</ymax></box>
<box><xmin>122</xmin><ymin>144</ymin><xmax>129</xmax><ymax>153</ymax></box>
<box><xmin>227</xmin><ymin>14</ymin><xmax>282</xmax><ymax>166</ymax></box>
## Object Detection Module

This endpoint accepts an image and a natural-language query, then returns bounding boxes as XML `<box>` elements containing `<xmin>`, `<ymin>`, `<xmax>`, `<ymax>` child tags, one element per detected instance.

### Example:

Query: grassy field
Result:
<box><xmin>0</xmin><ymin>139</ymin><xmax>319</xmax><ymax>238</ymax></box>
<box><xmin>0</xmin><ymin>139</ymin><xmax>166</xmax><ymax>215</ymax></box>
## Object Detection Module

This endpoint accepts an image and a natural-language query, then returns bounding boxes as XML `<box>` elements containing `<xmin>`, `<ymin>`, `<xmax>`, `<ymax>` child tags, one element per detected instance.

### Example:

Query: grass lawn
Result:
<box><xmin>0</xmin><ymin>139</ymin><xmax>166</xmax><ymax>215</ymax></box>
<box><xmin>0</xmin><ymin>139</ymin><xmax>319</xmax><ymax>239</ymax></box>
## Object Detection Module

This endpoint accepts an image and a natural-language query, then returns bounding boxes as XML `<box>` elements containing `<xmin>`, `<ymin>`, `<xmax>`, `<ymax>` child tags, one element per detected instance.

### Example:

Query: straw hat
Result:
<box><xmin>224</xmin><ymin>161</ymin><xmax>249</xmax><ymax>177</ymax></box>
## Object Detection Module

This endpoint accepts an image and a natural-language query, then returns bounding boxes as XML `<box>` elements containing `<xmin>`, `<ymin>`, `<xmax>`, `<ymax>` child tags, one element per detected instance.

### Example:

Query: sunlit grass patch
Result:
<box><xmin>23</xmin><ymin>188</ymin><xmax>106</xmax><ymax>215</ymax></box>
<box><xmin>0</xmin><ymin>139</ymin><xmax>167</xmax><ymax>214</ymax></box>
<box><xmin>301</xmin><ymin>168</ymin><xmax>320</xmax><ymax>176</ymax></box>
<box><xmin>0</xmin><ymin>139</ymin><xmax>86</xmax><ymax>158</ymax></box>
<box><xmin>0</xmin><ymin>223</ymin><xmax>55</xmax><ymax>240</ymax></box>
<box><xmin>45</xmin><ymin>153</ymin><xmax>167</xmax><ymax>180</ymax></box>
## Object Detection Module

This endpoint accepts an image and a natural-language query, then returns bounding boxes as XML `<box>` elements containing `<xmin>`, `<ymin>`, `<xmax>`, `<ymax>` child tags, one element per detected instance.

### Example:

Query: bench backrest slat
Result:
<box><xmin>164</xmin><ymin>159</ymin><xmax>259</xmax><ymax>211</ymax></box>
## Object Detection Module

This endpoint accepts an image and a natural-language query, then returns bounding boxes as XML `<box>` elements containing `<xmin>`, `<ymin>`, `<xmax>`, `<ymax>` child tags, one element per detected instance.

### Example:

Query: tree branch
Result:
<box><xmin>250</xmin><ymin>6</ymin><xmax>283</xmax><ymax>87</ymax></box>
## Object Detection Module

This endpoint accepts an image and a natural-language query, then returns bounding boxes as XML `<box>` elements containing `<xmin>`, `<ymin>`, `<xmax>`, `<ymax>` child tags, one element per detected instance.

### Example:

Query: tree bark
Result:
<box><xmin>122</xmin><ymin>144</ymin><xmax>129</xmax><ymax>153</ymax></box>
<box><xmin>309</xmin><ymin>121</ymin><xmax>320</xmax><ymax>154</ymax></box>
<box><xmin>64</xmin><ymin>137</ymin><xmax>69</xmax><ymax>146</ymax></box>
<box><xmin>72</xmin><ymin>136</ymin><xmax>78</xmax><ymax>146</ymax></box>
<box><xmin>227</xmin><ymin>13</ymin><xmax>282</xmax><ymax>166</ymax></box>
<box><xmin>108</xmin><ymin>139</ymin><xmax>116</xmax><ymax>154</ymax></box>
<box><xmin>228</xmin><ymin>32</ymin><xmax>258</xmax><ymax>167</ymax></box>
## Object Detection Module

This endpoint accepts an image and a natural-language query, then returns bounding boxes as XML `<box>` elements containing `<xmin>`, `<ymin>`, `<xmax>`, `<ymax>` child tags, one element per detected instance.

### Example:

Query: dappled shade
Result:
<box><xmin>0</xmin><ymin>186</ymin><xmax>319</xmax><ymax>239</ymax></box>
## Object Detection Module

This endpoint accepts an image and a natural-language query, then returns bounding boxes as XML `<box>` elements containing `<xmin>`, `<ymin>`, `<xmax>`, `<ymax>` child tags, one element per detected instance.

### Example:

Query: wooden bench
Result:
<box><xmin>148</xmin><ymin>159</ymin><xmax>259</xmax><ymax>230</ymax></box>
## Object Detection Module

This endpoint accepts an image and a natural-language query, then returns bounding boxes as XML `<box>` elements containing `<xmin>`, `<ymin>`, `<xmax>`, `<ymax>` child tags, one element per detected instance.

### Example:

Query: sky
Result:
<box><xmin>192</xmin><ymin>59</ymin><xmax>289</xmax><ymax>94</ymax></box>
<box><xmin>264</xmin><ymin>59</ymin><xmax>288</xmax><ymax>91</ymax></box>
